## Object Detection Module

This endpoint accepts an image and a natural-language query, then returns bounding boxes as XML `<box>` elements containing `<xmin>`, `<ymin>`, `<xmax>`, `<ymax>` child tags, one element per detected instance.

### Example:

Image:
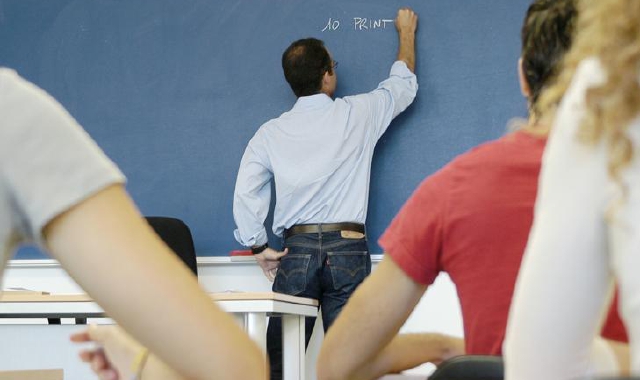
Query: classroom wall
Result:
<box><xmin>0</xmin><ymin>0</ymin><xmax>530</xmax><ymax>259</ymax></box>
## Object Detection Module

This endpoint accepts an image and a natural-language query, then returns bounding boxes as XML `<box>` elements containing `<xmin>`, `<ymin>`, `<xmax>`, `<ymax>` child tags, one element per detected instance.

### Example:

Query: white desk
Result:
<box><xmin>0</xmin><ymin>291</ymin><xmax>318</xmax><ymax>380</ymax></box>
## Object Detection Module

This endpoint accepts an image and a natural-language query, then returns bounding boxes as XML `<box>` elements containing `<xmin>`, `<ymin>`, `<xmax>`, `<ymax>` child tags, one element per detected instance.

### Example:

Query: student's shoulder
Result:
<box><xmin>0</xmin><ymin>67</ymin><xmax>18</xmax><ymax>80</ymax></box>
<box><xmin>448</xmin><ymin>134</ymin><xmax>514</xmax><ymax>167</ymax></box>
<box><xmin>461</xmin><ymin>131</ymin><xmax>542</xmax><ymax>161</ymax></box>
<box><xmin>0</xmin><ymin>68</ymin><xmax>58</xmax><ymax>110</ymax></box>
<box><xmin>0</xmin><ymin>68</ymin><xmax>37</xmax><ymax>93</ymax></box>
<box><xmin>413</xmin><ymin>139</ymin><xmax>507</xmax><ymax>188</ymax></box>
<box><xmin>0</xmin><ymin>68</ymin><xmax>20</xmax><ymax>95</ymax></box>
<box><xmin>430</xmin><ymin>132</ymin><xmax>541</xmax><ymax>183</ymax></box>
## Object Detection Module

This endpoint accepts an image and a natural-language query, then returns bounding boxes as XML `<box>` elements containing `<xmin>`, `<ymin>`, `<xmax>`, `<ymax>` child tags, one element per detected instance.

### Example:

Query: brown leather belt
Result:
<box><xmin>284</xmin><ymin>222</ymin><xmax>365</xmax><ymax>239</ymax></box>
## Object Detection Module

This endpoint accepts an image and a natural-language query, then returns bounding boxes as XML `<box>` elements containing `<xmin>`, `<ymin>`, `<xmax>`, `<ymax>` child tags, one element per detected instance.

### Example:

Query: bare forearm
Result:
<box><xmin>397</xmin><ymin>31</ymin><xmax>416</xmax><ymax>72</ymax></box>
<box><xmin>394</xmin><ymin>8</ymin><xmax>417</xmax><ymax>72</ymax></box>
<box><xmin>381</xmin><ymin>334</ymin><xmax>465</xmax><ymax>373</ymax></box>
<box><xmin>46</xmin><ymin>186</ymin><xmax>266</xmax><ymax>379</ymax></box>
<box><xmin>141</xmin><ymin>354</ymin><xmax>184</xmax><ymax>380</ymax></box>
<box><xmin>344</xmin><ymin>334</ymin><xmax>465</xmax><ymax>380</ymax></box>
<box><xmin>318</xmin><ymin>257</ymin><xmax>427</xmax><ymax>380</ymax></box>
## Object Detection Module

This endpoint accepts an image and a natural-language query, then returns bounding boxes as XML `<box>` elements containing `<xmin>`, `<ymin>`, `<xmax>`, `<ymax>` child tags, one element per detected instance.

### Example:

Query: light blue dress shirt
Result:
<box><xmin>233</xmin><ymin>61</ymin><xmax>418</xmax><ymax>247</ymax></box>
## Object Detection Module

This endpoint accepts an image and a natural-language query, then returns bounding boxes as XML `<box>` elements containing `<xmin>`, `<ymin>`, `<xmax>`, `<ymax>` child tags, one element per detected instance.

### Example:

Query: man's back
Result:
<box><xmin>234</xmin><ymin>61</ymin><xmax>417</xmax><ymax>242</ymax></box>
<box><xmin>253</xmin><ymin>93</ymin><xmax>383</xmax><ymax>231</ymax></box>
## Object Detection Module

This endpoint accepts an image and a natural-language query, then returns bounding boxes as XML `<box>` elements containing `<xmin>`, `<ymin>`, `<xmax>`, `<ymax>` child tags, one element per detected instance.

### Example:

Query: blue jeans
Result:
<box><xmin>267</xmin><ymin>230</ymin><xmax>371</xmax><ymax>380</ymax></box>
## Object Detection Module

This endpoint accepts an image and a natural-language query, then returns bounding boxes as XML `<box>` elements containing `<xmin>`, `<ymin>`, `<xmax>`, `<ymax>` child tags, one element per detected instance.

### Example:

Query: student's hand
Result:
<box><xmin>396</xmin><ymin>7</ymin><xmax>418</xmax><ymax>35</ymax></box>
<box><xmin>255</xmin><ymin>247</ymin><xmax>288</xmax><ymax>282</ymax></box>
<box><xmin>71</xmin><ymin>324</ymin><xmax>144</xmax><ymax>380</ymax></box>
<box><xmin>437</xmin><ymin>334</ymin><xmax>466</xmax><ymax>364</ymax></box>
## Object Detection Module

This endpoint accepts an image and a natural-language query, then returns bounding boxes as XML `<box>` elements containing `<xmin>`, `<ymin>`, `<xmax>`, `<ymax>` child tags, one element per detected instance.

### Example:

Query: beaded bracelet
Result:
<box><xmin>130</xmin><ymin>347</ymin><xmax>150</xmax><ymax>380</ymax></box>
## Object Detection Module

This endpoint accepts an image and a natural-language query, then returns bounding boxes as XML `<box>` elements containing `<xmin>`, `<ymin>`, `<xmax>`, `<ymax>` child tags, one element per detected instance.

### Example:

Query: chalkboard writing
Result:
<box><xmin>322</xmin><ymin>17</ymin><xmax>395</xmax><ymax>32</ymax></box>
<box><xmin>0</xmin><ymin>0</ymin><xmax>530</xmax><ymax>258</ymax></box>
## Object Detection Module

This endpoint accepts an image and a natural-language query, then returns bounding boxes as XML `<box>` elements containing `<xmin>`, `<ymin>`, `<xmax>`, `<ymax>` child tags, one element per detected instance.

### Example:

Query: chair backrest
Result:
<box><xmin>429</xmin><ymin>355</ymin><xmax>503</xmax><ymax>380</ymax></box>
<box><xmin>145</xmin><ymin>216</ymin><xmax>198</xmax><ymax>276</ymax></box>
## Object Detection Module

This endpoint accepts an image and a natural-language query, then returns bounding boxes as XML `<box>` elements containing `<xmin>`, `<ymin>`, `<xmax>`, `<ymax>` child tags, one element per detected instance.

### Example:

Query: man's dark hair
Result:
<box><xmin>282</xmin><ymin>38</ymin><xmax>333</xmax><ymax>97</ymax></box>
<box><xmin>521</xmin><ymin>0</ymin><xmax>576</xmax><ymax>112</ymax></box>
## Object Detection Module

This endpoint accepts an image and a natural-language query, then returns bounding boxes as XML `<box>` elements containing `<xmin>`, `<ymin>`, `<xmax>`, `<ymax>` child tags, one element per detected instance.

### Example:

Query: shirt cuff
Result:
<box><xmin>233</xmin><ymin>228</ymin><xmax>268</xmax><ymax>247</ymax></box>
<box><xmin>389</xmin><ymin>60</ymin><xmax>413</xmax><ymax>77</ymax></box>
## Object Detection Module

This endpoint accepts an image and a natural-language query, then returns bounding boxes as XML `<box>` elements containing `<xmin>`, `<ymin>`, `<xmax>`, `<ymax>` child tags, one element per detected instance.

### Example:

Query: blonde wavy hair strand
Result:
<box><xmin>538</xmin><ymin>0</ymin><xmax>640</xmax><ymax>184</ymax></box>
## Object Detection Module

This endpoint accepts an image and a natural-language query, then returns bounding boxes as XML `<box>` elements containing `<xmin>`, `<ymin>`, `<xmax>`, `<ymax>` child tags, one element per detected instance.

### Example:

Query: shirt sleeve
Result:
<box><xmin>504</xmin><ymin>57</ymin><xmax>615</xmax><ymax>379</ymax></box>
<box><xmin>378</xmin><ymin>167</ymin><xmax>449</xmax><ymax>285</ymax></box>
<box><xmin>344</xmin><ymin>60</ymin><xmax>418</xmax><ymax>141</ymax></box>
<box><xmin>232</xmin><ymin>133</ymin><xmax>272</xmax><ymax>247</ymax></box>
<box><xmin>0</xmin><ymin>70</ymin><xmax>126</xmax><ymax>244</ymax></box>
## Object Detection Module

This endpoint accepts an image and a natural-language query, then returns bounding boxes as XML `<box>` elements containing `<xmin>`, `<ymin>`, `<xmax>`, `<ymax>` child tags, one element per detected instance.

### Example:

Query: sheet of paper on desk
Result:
<box><xmin>2</xmin><ymin>287</ymin><xmax>50</xmax><ymax>295</ymax></box>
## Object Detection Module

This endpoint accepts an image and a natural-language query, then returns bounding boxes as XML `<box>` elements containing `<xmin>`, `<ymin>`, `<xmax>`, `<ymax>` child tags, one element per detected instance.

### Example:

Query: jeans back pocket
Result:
<box><xmin>327</xmin><ymin>251</ymin><xmax>371</xmax><ymax>292</ymax></box>
<box><xmin>273</xmin><ymin>254</ymin><xmax>311</xmax><ymax>296</ymax></box>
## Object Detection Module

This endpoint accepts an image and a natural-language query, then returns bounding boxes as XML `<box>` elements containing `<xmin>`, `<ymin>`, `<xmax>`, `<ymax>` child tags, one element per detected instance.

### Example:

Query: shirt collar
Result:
<box><xmin>291</xmin><ymin>93</ymin><xmax>333</xmax><ymax>112</ymax></box>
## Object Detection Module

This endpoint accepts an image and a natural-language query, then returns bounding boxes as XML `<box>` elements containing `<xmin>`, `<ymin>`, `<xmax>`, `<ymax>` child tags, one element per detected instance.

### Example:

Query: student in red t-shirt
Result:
<box><xmin>317</xmin><ymin>1</ymin><xmax>629</xmax><ymax>379</ymax></box>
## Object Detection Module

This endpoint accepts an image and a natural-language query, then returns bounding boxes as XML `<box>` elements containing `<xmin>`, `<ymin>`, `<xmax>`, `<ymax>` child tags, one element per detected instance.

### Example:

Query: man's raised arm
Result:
<box><xmin>396</xmin><ymin>8</ymin><xmax>418</xmax><ymax>72</ymax></box>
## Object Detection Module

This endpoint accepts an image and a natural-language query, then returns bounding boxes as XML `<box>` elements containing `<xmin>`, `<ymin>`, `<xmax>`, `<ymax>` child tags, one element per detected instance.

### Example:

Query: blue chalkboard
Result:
<box><xmin>0</xmin><ymin>0</ymin><xmax>529</xmax><ymax>258</ymax></box>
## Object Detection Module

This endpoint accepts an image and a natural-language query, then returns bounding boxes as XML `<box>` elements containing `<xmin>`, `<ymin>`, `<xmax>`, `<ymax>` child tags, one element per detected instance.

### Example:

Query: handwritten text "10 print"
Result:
<box><xmin>322</xmin><ymin>17</ymin><xmax>395</xmax><ymax>32</ymax></box>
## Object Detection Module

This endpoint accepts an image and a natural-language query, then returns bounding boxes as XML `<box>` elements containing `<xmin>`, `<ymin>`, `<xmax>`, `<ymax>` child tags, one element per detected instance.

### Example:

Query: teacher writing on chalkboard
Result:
<box><xmin>232</xmin><ymin>7</ymin><xmax>418</xmax><ymax>380</ymax></box>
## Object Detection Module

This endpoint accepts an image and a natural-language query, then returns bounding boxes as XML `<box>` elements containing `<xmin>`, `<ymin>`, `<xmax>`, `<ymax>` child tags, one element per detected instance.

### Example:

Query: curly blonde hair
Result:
<box><xmin>538</xmin><ymin>0</ymin><xmax>640</xmax><ymax>182</ymax></box>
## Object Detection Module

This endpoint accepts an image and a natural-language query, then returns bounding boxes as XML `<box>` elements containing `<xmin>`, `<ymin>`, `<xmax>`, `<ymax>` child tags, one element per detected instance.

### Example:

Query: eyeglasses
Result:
<box><xmin>331</xmin><ymin>60</ymin><xmax>339</xmax><ymax>69</ymax></box>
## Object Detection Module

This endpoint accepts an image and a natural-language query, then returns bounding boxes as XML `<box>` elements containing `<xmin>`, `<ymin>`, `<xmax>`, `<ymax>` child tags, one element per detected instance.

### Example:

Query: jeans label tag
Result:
<box><xmin>340</xmin><ymin>230</ymin><xmax>365</xmax><ymax>239</ymax></box>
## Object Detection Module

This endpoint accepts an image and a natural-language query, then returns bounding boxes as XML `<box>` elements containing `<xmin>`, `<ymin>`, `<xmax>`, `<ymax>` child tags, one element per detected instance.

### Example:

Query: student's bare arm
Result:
<box><xmin>318</xmin><ymin>255</ymin><xmax>462</xmax><ymax>380</ymax></box>
<box><xmin>372</xmin><ymin>333</ymin><xmax>465</xmax><ymax>376</ymax></box>
<box><xmin>45</xmin><ymin>185</ymin><xmax>266</xmax><ymax>380</ymax></box>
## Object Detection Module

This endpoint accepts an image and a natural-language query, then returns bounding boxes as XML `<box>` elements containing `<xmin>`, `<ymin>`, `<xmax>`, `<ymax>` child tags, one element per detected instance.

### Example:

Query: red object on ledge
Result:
<box><xmin>230</xmin><ymin>249</ymin><xmax>252</xmax><ymax>256</ymax></box>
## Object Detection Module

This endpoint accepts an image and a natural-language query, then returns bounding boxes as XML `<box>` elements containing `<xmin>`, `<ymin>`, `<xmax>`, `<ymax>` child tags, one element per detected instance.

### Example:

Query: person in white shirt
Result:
<box><xmin>504</xmin><ymin>0</ymin><xmax>640</xmax><ymax>378</ymax></box>
<box><xmin>232</xmin><ymin>8</ymin><xmax>418</xmax><ymax>380</ymax></box>
<box><xmin>0</xmin><ymin>68</ymin><xmax>265</xmax><ymax>380</ymax></box>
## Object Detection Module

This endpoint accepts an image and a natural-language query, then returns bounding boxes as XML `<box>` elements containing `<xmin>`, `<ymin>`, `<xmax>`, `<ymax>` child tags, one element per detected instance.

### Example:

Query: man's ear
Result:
<box><xmin>321</xmin><ymin>71</ymin><xmax>331</xmax><ymax>91</ymax></box>
<box><xmin>323</xmin><ymin>70</ymin><xmax>330</xmax><ymax>82</ymax></box>
<box><xmin>518</xmin><ymin>58</ymin><xmax>532</xmax><ymax>98</ymax></box>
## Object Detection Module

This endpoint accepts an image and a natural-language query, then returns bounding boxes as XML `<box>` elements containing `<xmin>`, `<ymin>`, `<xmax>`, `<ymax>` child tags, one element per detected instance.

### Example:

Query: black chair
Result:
<box><xmin>145</xmin><ymin>216</ymin><xmax>198</xmax><ymax>276</ymax></box>
<box><xmin>429</xmin><ymin>355</ymin><xmax>504</xmax><ymax>380</ymax></box>
<box><xmin>48</xmin><ymin>216</ymin><xmax>197</xmax><ymax>326</ymax></box>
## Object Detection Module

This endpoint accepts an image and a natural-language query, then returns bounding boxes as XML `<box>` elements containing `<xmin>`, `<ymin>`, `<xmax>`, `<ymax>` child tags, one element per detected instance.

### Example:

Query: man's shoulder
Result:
<box><xmin>247</xmin><ymin>113</ymin><xmax>292</xmax><ymax>150</ymax></box>
<box><xmin>251</xmin><ymin>116</ymin><xmax>283</xmax><ymax>138</ymax></box>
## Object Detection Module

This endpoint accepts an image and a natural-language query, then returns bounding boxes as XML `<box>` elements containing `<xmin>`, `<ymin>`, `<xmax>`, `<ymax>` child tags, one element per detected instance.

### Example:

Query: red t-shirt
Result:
<box><xmin>379</xmin><ymin>131</ymin><xmax>627</xmax><ymax>355</ymax></box>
